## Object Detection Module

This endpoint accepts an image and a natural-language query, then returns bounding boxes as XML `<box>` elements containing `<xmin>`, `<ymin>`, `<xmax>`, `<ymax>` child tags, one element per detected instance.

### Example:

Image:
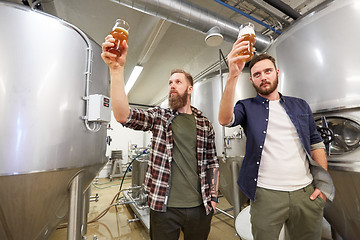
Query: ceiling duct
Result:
<box><xmin>113</xmin><ymin>0</ymin><xmax>272</xmax><ymax>52</ymax></box>
<box><xmin>263</xmin><ymin>0</ymin><xmax>301</xmax><ymax>20</ymax></box>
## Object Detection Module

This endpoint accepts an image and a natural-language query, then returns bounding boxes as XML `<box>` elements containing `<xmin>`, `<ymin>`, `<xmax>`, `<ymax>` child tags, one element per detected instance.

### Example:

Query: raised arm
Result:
<box><xmin>101</xmin><ymin>35</ymin><xmax>130</xmax><ymax>123</ymax></box>
<box><xmin>218</xmin><ymin>37</ymin><xmax>253</xmax><ymax>126</ymax></box>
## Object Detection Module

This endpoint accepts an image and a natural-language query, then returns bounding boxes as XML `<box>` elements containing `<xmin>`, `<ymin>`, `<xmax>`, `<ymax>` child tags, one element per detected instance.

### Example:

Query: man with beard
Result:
<box><xmin>101</xmin><ymin>35</ymin><xmax>219</xmax><ymax>240</ymax></box>
<box><xmin>218</xmin><ymin>38</ymin><xmax>334</xmax><ymax>240</ymax></box>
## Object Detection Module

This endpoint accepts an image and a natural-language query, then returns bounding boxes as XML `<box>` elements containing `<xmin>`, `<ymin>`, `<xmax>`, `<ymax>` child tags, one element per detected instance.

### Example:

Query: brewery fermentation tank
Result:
<box><xmin>131</xmin><ymin>146</ymin><xmax>150</xmax><ymax>202</ymax></box>
<box><xmin>191</xmin><ymin>70</ymin><xmax>256</xmax><ymax>218</ymax></box>
<box><xmin>266</xmin><ymin>0</ymin><xmax>360</xmax><ymax>238</ymax></box>
<box><xmin>123</xmin><ymin>145</ymin><xmax>150</xmax><ymax>230</ymax></box>
<box><xmin>313</xmin><ymin>112</ymin><xmax>360</xmax><ymax>240</ymax></box>
<box><xmin>0</xmin><ymin>2</ymin><xmax>109</xmax><ymax>239</ymax></box>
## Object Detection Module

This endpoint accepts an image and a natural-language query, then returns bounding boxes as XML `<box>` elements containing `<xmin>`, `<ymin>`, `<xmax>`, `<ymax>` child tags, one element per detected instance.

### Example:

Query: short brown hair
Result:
<box><xmin>249</xmin><ymin>54</ymin><xmax>277</xmax><ymax>71</ymax></box>
<box><xmin>170</xmin><ymin>69</ymin><xmax>194</xmax><ymax>86</ymax></box>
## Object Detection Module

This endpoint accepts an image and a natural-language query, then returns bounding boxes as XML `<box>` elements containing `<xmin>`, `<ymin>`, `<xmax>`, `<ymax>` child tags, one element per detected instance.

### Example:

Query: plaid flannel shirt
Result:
<box><xmin>123</xmin><ymin>106</ymin><xmax>218</xmax><ymax>214</ymax></box>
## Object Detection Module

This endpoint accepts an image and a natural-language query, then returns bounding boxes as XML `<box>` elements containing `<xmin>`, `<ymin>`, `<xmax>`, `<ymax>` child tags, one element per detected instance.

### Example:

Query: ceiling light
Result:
<box><xmin>205</xmin><ymin>26</ymin><xmax>223</xmax><ymax>47</ymax></box>
<box><xmin>125</xmin><ymin>65</ymin><xmax>143</xmax><ymax>94</ymax></box>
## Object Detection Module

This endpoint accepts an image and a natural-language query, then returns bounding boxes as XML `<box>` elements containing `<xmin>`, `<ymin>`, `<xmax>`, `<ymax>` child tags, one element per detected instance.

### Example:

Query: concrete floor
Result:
<box><xmin>49</xmin><ymin>177</ymin><xmax>239</xmax><ymax>240</ymax></box>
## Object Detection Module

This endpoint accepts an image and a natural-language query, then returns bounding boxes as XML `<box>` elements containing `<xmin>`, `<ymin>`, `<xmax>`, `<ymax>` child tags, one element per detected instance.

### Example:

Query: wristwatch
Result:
<box><xmin>211</xmin><ymin>196</ymin><xmax>219</xmax><ymax>203</ymax></box>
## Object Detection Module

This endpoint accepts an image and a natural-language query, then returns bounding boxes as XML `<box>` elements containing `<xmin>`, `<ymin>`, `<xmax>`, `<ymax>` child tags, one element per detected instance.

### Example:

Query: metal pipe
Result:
<box><xmin>113</xmin><ymin>0</ymin><xmax>272</xmax><ymax>53</ymax></box>
<box><xmin>231</xmin><ymin>159</ymin><xmax>241</xmax><ymax>218</ymax></box>
<box><xmin>128</xmin><ymin>218</ymin><xmax>140</xmax><ymax>223</ymax></box>
<box><xmin>263</xmin><ymin>0</ymin><xmax>301</xmax><ymax>20</ymax></box>
<box><xmin>219</xmin><ymin>49</ymin><xmax>227</xmax><ymax>160</ymax></box>
<box><xmin>81</xmin><ymin>187</ymin><xmax>91</xmax><ymax>236</ymax></box>
<box><xmin>123</xmin><ymin>192</ymin><xmax>150</xmax><ymax>210</ymax></box>
<box><xmin>246</xmin><ymin>0</ymin><xmax>291</xmax><ymax>27</ymax></box>
<box><xmin>68</xmin><ymin>172</ymin><xmax>84</xmax><ymax>240</ymax></box>
<box><xmin>213</xmin><ymin>0</ymin><xmax>282</xmax><ymax>35</ymax></box>
<box><xmin>215</xmin><ymin>207</ymin><xmax>234</xmax><ymax>219</ymax></box>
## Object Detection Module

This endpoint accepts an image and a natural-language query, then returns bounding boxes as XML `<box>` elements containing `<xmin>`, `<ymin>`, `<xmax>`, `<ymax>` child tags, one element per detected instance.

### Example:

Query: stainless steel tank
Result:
<box><xmin>191</xmin><ymin>71</ymin><xmax>256</xmax><ymax>156</ymax></box>
<box><xmin>313</xmin><ymin>110</ymin><xmax>360</xmax><ymax>240</ymax></box>
<box><xmin>267</xmin><ymin>0</ymin><xmax>360</xmax><ymax>238</ymax></box>
<box><xmin>131</xmin><ymin>147</ymin><xmax>150</xmax><ymax>202</ymax></box>
<box><xmin>191</xmin><ymin>70</ymin><xmax>256</xmax><ymax>217</ymax></box>
<box><xmin>267</xmin><ymin>0</ymin><xmax>360</xmax><ymax>112</ymax></box>
<box><xmin>0</xmin><ymin>2</ymin><xmax>109</xmax><ymax>239</ymax></box>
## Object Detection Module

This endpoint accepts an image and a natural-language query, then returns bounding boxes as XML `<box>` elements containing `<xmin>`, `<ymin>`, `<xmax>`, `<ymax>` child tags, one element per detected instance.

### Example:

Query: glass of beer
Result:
<box><xmin>108</xmin><ymin>19</ymin><xmax>130</xmax><ymax>57</ymax></box>
<box><xmin>237</xmin><ymin>22</ymin><xmax>256</xmax><ymax>62</ymax></box>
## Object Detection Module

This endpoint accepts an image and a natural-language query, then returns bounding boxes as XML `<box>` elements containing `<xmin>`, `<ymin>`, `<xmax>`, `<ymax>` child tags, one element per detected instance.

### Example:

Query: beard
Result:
<box><xmin>168</xmin><ymin>90</ymin><xmax>188</xmax><ymax>111</ymax></box>
<box><xmin>252</xmin><ymin>74</ymin><xmax>279</xmax><ymax>95</ymax></box>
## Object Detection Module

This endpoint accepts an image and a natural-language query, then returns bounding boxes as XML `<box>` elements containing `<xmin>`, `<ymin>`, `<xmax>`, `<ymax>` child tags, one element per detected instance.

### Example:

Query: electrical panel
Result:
<box><xmin>88</xmin><ymin>94</ymin><xmax>111</xmax><ymax>122</ymax></box>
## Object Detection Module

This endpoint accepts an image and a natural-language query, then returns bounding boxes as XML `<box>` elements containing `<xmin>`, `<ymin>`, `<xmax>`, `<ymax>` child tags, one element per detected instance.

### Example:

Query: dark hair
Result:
<box><xmin>249</xmin><ymin>54</ymin><xmax>277</xmax><ymax>71</ymax></box>
<box><xmin>170</xmin><ymin>69</ymin><xmax>194</xmax><ymax>86</ymax></box>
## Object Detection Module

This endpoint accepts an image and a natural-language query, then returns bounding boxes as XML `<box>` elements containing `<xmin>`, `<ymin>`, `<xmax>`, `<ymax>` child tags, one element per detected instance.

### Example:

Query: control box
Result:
<box><xmin>88</xmin><ymin>94</ymin><xmax>112</xmax><ymax>122</ymax></box>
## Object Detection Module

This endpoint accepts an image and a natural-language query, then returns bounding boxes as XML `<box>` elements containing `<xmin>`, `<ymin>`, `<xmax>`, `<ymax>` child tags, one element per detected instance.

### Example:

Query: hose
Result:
<box><xmin>56</xmin><ymin>149</ymin><xmax>150</xmax><ymax>229</ymax></box>
<box><xmin>117</xmin><ymin>149</ymin><xmax>150</xmax><ymax>200</ymax></box>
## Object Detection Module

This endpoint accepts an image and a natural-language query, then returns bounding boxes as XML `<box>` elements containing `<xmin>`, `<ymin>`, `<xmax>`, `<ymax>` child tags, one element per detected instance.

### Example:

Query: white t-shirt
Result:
<box><xmin>257</xmin><ymin>100</ymin><xmax>313</xmax><ymax>191</ymax></box>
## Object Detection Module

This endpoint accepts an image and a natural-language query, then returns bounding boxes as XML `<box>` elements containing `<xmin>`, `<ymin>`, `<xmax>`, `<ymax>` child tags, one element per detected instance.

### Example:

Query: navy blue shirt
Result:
<box><xmin>231</xmin><ymin>93</ymin><xmax>335</xmax><ymax>201</ymax></box>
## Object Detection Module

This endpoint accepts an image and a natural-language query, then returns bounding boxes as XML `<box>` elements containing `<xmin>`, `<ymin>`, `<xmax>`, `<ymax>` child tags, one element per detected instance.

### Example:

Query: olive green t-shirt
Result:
<box><xmin>167</xmin><ymin>113</ymin><xmax>202</xmax><ymax>207</ymax></box>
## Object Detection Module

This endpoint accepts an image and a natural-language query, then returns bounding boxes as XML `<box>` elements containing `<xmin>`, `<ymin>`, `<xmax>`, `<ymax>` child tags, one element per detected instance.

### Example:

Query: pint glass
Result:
<box><xmin>108</xmin><ymin>19</ymin><xmax>130</xmax><ymax>57</ymax></box>
<box><xmin>238</xmin><ymin>22</ymin><xmax>256</xmax><ymax>62</ymax></box>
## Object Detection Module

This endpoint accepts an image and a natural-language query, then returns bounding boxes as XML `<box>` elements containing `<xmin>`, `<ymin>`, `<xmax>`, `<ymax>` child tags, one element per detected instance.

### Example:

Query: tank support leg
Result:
<box><xmin>68</xmin><ymin>172</ymin><xmax>84</xmax><ymax>240</ymax></box>
<box><xmin>81</xmin><ymin>186</ymin><xmax>91</xmax><ymax>236</ymax></box>
<box><xmin>231</xmin><ymin>160</ymin><xmax>241</xmax><ymax>218</ymax></box>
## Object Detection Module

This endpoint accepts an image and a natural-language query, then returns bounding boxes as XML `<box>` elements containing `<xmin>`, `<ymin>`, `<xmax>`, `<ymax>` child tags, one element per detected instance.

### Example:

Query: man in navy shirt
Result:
<box><xmin>219</xmin><ymin>37</ymin><xmax>334</xmax><ymax>240</ymax></box>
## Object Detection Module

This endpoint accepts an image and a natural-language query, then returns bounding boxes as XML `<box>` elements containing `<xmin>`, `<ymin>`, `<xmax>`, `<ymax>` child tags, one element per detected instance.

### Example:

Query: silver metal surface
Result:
<box><xmin>112</xmin><ymin>0</ymin><xmax>272</xmax><ymax>52</ymax></box>
<box><xmin>82</xmin><ymin>187</ymin><xmax>91</xmax><ymax>236</ymax></box>
<box><xmin>313</xmin><ymin>109</ymin><xmax>360</xmax><ymax>239</ymax></box>
<box><xmin>215</xmin><ymin>207</ymin><xmax>234</xmax><ymax>219</ymax></box>
<box><xmin>218</xmin><ymin>155</ymin><xmax>248</xmax><ymax>217</ymax></box>
<box><xmin>131</xmin><ymin>154</ymin><xmax>149</xmax><ymax>200</ymax></box>
<box><xmin>191</xmin><ymin>68</ymin><xmax>255</xmax><ymax>222</ymax></box>
<box><xmin>110</xmin><ymin>150</ymin><xmax>123</xmax><ymax>180</ymax></box>
<box><xmin>224</xmin><ymin>135</ymin><xmax>246</xmax><ymax>158</ymax></box>
<box><xmin>120</xmin><ymin>147</ymin><xmax>150</xmax><ymax>230</ymax></box>
<box><xmin>191</xmin><ymin>71</ymin><xmax>256</xmax><ymax>156</ymax></box>
<box><xmin>0</xmin><ymin>164</ymin><xmax>103</xmax><ymax>239</ymax></box>
<box><xmin>123</xmin><ymin>190</ymin><xmax>150</xmax><ymax>230</ymax></box>
<box><xmin>267</xmin><ymin>0</ymin><xmax>360</xmax><ymax>112</ymax></box>
<box><xmin>0</xmin><ymin>2</ymin><xmax>109</xmax><ymax>174</ymax></box>
<box><xmin>230</xmin><ymin>159</ymin><xmax>242</xmax><ymax>218</ymax></box>
<box><xmin>324</xmin><ymin>170</ymin><xmax>360</xmax><ymax>240</ymax></box>
<box><xmin>68</xmin><ymin>172</ymin><xmax>84</xmax><ymax>240</ymax></box>
<box><xmin>0</xmin><ymin>2</ymin><xmax>109</xmax><ymax>239</ymax></box>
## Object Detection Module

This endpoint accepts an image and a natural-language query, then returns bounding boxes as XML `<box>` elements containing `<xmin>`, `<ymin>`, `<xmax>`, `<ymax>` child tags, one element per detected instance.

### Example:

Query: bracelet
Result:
<box><xmin>211</xmin><ymin>196</ymin><xmax>219</xmax><ymax>203</ymax></box>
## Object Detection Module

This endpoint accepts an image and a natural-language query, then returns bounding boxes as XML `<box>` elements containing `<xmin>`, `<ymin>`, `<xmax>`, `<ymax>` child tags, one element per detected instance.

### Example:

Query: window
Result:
<box><xmin>316</xmin><ymin>117</ymin><xmax>360</xmax><ymax>155</ymax></box>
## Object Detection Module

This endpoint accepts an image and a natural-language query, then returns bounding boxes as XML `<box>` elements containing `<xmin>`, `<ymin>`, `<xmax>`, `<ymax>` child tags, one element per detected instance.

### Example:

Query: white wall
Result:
<box><xmin>99</xmin><ymin>112</ymin><xmax>152</xmax><ymax>178</ymax></box>
<box><xmin>107</xmin><ymin>112</ymin><xmax>152</xmax><ymax>162</ymax></box>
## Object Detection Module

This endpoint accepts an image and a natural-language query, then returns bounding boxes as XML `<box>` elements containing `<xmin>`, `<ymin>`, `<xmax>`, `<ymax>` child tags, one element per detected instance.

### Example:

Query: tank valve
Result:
<box><xmin>89</xmin><ymin>193</ymin><xmax>99</xmax><ymax>202</ymax></box>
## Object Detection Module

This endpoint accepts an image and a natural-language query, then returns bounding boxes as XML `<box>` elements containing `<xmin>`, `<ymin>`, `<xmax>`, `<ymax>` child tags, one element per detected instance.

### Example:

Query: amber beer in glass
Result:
<box><xmin>238</xmin><ymin>22</ymin><xmax>256</xmax><ymax>62</ymax></box>
<box><xmin>108</xmin><ymin>19</ymin><xmax>130</xmax><ymax>57</ymax></box>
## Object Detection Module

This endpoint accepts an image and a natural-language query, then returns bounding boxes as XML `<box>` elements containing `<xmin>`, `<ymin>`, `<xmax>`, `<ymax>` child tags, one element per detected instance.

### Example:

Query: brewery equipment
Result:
<box><xmin>0</xmin><ymin>2</ymin><xmax>110</xmax><ymax>239</ymax></box>
<box><xmin>313</xmin><ymin>112</ymin><xmax>360</xmax><ymax>240</ymax></box>
<box><xmin>191</xmin><ymin>70</ymin><xmax>256</xmax><ymax>219</ymax></box>
<box><xmin>109</xmin><ymin>150</ymin><xmax>124</xmax><ymax>180</ymax></box>
<box><xmin>123</xmin><ymin>145</ymin><xmax>150</xmax><ymax>229</ymax></box>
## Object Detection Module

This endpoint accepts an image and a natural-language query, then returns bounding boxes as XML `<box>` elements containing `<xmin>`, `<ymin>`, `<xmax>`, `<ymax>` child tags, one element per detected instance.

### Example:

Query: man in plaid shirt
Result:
<box><xmin>102</xmin><ymin>34</ymin><xmax>219</xmax><ymax>240</ymax></box>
